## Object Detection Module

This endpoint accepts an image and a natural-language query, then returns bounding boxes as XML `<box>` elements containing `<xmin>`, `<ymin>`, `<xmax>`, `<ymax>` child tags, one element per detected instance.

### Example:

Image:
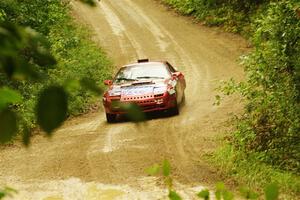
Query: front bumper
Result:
<box><xmin>103</xmin><ymin>93</ymin><xmax>177</xmax><ymax>114</ymax></box>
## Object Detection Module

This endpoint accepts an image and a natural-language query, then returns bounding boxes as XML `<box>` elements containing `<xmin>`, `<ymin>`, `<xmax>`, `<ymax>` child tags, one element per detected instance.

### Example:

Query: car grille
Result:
<box><xmin>122</xmin><ymin>95</ymin><xmax>154</xmax><ymax>101</ymax></box>
<box><xmin>137</xmin><ymin>99</ymin><xmax>156</xmax><ymax>104</ymax></box>
<box><xmin>154</xmin><ymin>93</ymin><xmax>164</xmax><ymax>97</ymax></box>
<box><xmin>141</xmin><ymin>104</ymin><xmax>165</xmax><ymax>110</ymax></box>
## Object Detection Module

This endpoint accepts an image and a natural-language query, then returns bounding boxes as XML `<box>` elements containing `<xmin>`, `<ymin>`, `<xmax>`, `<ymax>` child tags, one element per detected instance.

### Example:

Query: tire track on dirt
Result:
<box><xmin>98</xmin><ymin>1</ymin><xmax>147</xmax><ymax>59</ymax></box>
<box><xmin>102</xmin><ymin>0</ymin><xmax>209</xmax><ymax>177</ymax></box>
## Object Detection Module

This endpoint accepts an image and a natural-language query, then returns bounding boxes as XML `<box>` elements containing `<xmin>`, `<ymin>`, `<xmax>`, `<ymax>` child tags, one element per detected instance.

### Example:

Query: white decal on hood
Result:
<box><xmin>121</xmin><ymin>86</ymin><xmax>153</xmax><ymax>96</ymax></box>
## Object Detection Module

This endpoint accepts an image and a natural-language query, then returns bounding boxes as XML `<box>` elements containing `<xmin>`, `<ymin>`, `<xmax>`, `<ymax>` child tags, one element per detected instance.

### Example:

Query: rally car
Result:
<box><xmin>102</xmin><ymin>59</ymin><xmax>186</xmax><ymax>122</ymax></box>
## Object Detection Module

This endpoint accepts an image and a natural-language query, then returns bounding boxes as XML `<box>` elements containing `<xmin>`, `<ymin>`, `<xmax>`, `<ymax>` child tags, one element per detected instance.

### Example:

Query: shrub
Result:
<box><xmin>0</xmin><ymin>0</ymin><xmax>112</xmax><ymax>131</ymax></box>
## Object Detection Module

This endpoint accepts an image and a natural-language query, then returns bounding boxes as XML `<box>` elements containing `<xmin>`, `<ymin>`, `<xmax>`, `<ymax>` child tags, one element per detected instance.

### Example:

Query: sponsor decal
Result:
<box><xmin>121</xmin><ymin>86</ymin><xmax>153</xmax><ymax>96</ymax></box>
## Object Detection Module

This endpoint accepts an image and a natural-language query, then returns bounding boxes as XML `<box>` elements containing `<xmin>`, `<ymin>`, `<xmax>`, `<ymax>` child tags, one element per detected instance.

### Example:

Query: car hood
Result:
<box><xmin>108</xmin><ymin>79</ymin><xmax>168</xmax><ymax>99</ymax></box>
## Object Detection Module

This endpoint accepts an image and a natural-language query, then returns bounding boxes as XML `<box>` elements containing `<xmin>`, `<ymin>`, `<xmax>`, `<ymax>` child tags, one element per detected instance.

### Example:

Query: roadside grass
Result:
<box><xmin>48</xmin><ymin>2</ymin><xmax>113</xmax><ymax>116</ymax></box>
<box><xmin>159</xmin><ymin>0</ymin><xmax>266</xmax><ymax>37</ymax></box>
<box><xmin>13</xmin><ymin>1</ymin><xmax>113</xmax><ymax>130</ymax></box>
<box><xmin>159</xmin><ymin>1</ymin><xmax>300</xmax><ymax>199</ymax></box>
<box><xmin>211</xmin><ymin>144</ymin><xmax>300</xmax><ymax>200</ymax></box>
<box><xmin>48</xmin><ymin>20</ymin><xmax>112</xmax><ymax>116</ymax></box>
<box><xmin>0</xmin><ymin>0</ymin><xmax>113</xmax><ymax>143</ymax></box>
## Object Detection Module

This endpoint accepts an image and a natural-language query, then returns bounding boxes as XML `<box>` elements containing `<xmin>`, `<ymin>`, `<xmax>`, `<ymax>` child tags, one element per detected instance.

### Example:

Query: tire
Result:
<box><xmin>169</xmin><ymin>103</ymin><xmax>179</xmax><ymax>116</ymax></box>
<box><xmin>106</xmin><ymin>113</ymin><xmax>116</xmax><ymax>123</ymax></box>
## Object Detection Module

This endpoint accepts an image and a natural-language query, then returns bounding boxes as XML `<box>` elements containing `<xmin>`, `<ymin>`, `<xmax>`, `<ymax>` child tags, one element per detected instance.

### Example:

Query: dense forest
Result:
<box><xmin>162</xmin><ymin>0</ymin><xmax>300</xmax><ymax>197</ymax></box>
<box><xmin>0</xmin><ymin>0</ymin><xmax>111</xmax><ymax>142</ymax></box>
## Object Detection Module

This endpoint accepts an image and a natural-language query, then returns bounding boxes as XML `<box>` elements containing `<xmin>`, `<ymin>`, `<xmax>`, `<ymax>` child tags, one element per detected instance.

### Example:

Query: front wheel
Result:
<box><xmin>169</xmin><ymin>103</ymin><xmax>179</xmax><ymax>116</ymax></box>
<box><xmin>106</xmin><ymin>113</ymin><xmax>117</xmax><ymax>123</ymax></box>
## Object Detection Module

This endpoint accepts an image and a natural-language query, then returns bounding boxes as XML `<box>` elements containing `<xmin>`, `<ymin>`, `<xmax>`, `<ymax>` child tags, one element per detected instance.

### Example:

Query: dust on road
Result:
<box><xmin>0</xmin><ymin>0</ymin><xmax>248</xmax><ymax>199</ymax></box>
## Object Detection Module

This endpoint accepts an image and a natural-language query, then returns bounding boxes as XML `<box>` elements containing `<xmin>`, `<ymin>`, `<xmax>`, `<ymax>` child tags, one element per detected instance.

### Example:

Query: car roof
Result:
<box><xmin>123</xmin><ymin>61</ymin><xmax>166</xmax><ymax>68</ymax></box>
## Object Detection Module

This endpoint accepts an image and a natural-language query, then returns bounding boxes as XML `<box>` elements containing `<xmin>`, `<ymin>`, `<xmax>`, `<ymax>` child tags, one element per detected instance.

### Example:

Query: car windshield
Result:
<box><xmin>114</xmin><ymin>63</ymin><xmax>170</xmax><ymax>83</ymax></box>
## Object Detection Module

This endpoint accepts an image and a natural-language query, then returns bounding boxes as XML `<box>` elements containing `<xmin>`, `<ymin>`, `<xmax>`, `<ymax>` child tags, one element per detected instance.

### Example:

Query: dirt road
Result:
<box><xmin>0</xmin><ymin>0</ymin><xmax>248</xmax><ymax>199</ymax></box>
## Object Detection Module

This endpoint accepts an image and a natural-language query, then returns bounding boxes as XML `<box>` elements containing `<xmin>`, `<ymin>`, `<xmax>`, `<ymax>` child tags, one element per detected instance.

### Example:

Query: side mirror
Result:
<box><xmin>104</xmin><ymin>80</ymin><xmax>112</xmax><ymax>85</ymax></box>
<box><xmin>172</xmin><ymin>72</ymin><xmax>181</xmax><ymax>77</ymax></box>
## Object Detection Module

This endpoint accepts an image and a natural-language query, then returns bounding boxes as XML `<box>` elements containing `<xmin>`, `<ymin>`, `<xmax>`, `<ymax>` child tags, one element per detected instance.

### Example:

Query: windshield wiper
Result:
<box><xmin>115</xmin><ymin>77</ymin><xmax>137</xmax><ymax>82</ymax></box>
<box><xmin>136</xmin><ymin>76</ymin><xmax>165</xmax><ymax>79</ymax></box>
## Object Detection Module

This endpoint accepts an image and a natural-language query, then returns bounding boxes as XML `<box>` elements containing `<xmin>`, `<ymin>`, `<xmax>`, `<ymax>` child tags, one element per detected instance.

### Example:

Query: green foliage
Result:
<box><xmin>146</xmin><ymin>160</ymin><xmax>180</xmax><ymax>199</ymax></box>
<box><xmin>162</xmin><ymin>159</ymin><xmax>171</xmax><ymax>177</ymax></box>
<box><xmin>168</xmin><ymin>190</ymin><xmax>182</xmax><ymax>200</ymax></box>
<box><xmin>0</xmin><ymin>0</ymin><xmax>66</xmax><ymax>35</ymax></box>
<box><xmin>0</xmin><ymin>9</ymin><xmax>6</xmax><ymax>22</ymax></box>
<box><xmin>239</xmin><ymin>186</ymin><xmax>259</xmax><ymax>199</ymax></box>
<box><xmin>215</xmin><ymin>182</ymin><xmax>234</xmax><ymax>200</ymax></box>
<box><xmin>48</xmin><ymin>15</ymin><xmax>112</xmax><ymax>116</ymax></box>
<box><xmin>0</xmin><ymin>87</ymin><xmax>21</xmax><ymax>110</ymax></box>
<box><xmin>161</xmin><ymin>0</ymin><xmax>267</xmax><ymax>34</ymax></box>
<box><xmin>36</xmin><ymin>86</ymin><xmax>67</xmax><ymax>134</ymax></box>
<box><xmin>147</xmin><ymin>160</ymin><xmax>283</xmax><ymax>200</ymax></box>
<box><xmin>0</xmin><ymin>109</ymin><xmax>17</xmax><ymax>143</ymax></box>
<box><xmin>212</xmin><ymin>145</ymin><xmax>300</xmax><ymax>199</ymax></box>
<box><xmin>0</xmin><ymin>0</ymin><xmax>112</xmax><ymax>144</ymax></box>
<box><xmin>121</xmin><ymin>103</ymin><xmax>146</xmax><ymax>122</ymax></box>
<box><xmin>264</xmin><ymin>183</ymin><xmax>279</xmax><ymax>200</ymax></box>
<box><xmin>163</xmin><ymin>0</ymin><xmax>299</xmax><ymax>193</ymax></box>
<box><xmin>79</xmin><ymin>0</ymin><xmax>97</xmax><ymax>7</ymax></box>
<box><xmin>80</xmin><ymin>77</ymin><xmax>103</xmax><ymax>96</ymax></box>
<box><xmin>197</xmin><ymin>189</ymin><xmax>210</xmax><ymax>200</ymax></box>
<box><xmin>0</xmin><ymin>187</ymin><xmax>17</xmax><ymax>199</ymax></box>
<box><xmin>0</xmin><ymin>22</ymin><xmax>55</xmax><ymax>80</ymax></box>
<box><xmin>22</xmin><ymin>125</ymin><xmax>31</xmax><ymax>147</ymax></box>
<box><xmin>162</xmin><ymin>0</ymin><xmax>195</xmax><ymax>15</ymax></box>
<box><xmin>222</xmin><ymin>1</ymin><xmax>300</xmax><ymax>173</ymax></box>
<box><xmin>145</xmin><ymin>163</ymin><xmax>160</xmax><ymax>176</ymax></box>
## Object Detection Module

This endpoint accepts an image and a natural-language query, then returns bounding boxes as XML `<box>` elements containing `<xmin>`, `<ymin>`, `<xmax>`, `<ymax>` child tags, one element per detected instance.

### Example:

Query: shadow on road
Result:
<box><xmin>110</xmin><ymin>110</ymin><xmax>178</xmax><ymax>124</ymax></box>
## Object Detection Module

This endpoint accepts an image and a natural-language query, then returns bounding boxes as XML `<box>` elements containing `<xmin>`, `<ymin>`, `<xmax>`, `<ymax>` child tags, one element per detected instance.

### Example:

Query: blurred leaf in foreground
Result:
<box><xmin>223</xmin><ymin>190</ymin><xmax>234</xmax><ymax>200</ymax></box>
<box><xmin>0</xmin><ymin>87</ymin><xmax>22</xmax><ymax>110</ymax></box>
<box><xmin>215</xmin><ymin>182</ymin><xmax>224</xmax><ymax>200</ymax></box>
<box><xmin>64</xmin><ymin>79</ymin><xmax>81</xmax><ymax>93</ymax></box>
<box><xmin>264</xmin><ymin>183</ymin><xmax>279</xmax><ymax>200</ymax></box>
<box><xmin>80</xmin><ymin>77</ymin><xmax>102</xmax><ymax>95</ymax></box>
<box><xmin>197</xmin><ymin>189</ymin><xmax>210</xmax><ymax>200</ymax></box>
<box><xmin>22</xmin><ymin>126</ymin><xmax>31</xmax><ymax>147</ymax></box>
<box><xmin>0</xmin><ymin>109</ymin><xmax>17</xmax><ymax>144</ymax></box>
<box><xmin>0</xmin><ymin>186</ymin><xmax>17</xmax><ymax>199</ymax></box>
<box><xmin>36</xmin><ymin>86</ymin><xmax>67</xmax><ymax>135</ymax></box>
<box><xmin>239</xmin><ymin>186</ymin><xmax>258</xmax><ymax>199</ymax></box>
<box><xmin>162</xmin><ymin>159</ymin><xmax>171</xmax><ymax>177</ymax></box>
<box><xmin>80</xmin><ymin>0</ymin><xmax>97</xmax><ymax>6</ymax></box>
<box><xmin>24</xmin><ymin>28</ymin><xmax>57</xmax><ymax>67</ymax></box>
<box><xmin>0</xmin><ymin>23</ymin><xmax>55</xmax><ymax>80</ymax></box>
<box><xmin>215</xmin><ymin>182</ymin><xmax>233</xmax><ymax>200</ymax></box>
<box><xmin>168</xmin><ymin>190</ymin><xmax>182</xmax><ymax>200</ymax></box>
<box><xmin>145</xmin><ymin>163</ymin><xmax>160</xmax><ymax>176</ymax></box>
<box><xmin>121</xmin><ymin>103</ymin><xmax>145</xmax><ymax>122</ymax></box>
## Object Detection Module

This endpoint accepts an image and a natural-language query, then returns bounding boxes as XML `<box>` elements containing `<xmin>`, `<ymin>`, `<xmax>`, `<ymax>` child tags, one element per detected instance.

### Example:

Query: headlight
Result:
<box><xmin>153</xmin><ymin>86</ymin><xmax>167</xmax><ymax>95</ymax></box>
<box><xmin>108</xmin><ymin>89</ymin><xmax>121</xmax><ymax>96</ymax></box>
<box><xmin>167</xmin><ymin>88</ymin><xmax>176</xmax><ymax>95</ymax></box>
<box><xmin>168</xmin><ymin>79</ymin><xmax>177</xmax><ymax>87</ymax></box>
<box><xmin>167</xmin><ymin>80</ymin><xmax>177</xmax><ymax>95</ymax></box>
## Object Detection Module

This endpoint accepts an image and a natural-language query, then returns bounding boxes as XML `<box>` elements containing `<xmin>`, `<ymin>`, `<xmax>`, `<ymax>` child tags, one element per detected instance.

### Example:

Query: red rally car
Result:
<box><xmin>102</xmin><ymin>59</ymin><xmax>186</xmax><ymax>122</ymax></box>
